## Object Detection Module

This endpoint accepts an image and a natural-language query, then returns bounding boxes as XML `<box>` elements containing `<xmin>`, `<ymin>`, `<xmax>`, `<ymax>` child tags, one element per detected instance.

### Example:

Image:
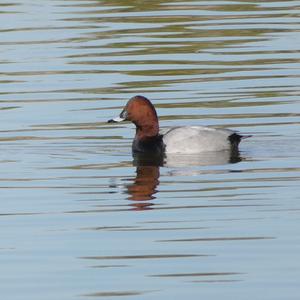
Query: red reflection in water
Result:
<box><xmin>126</xmin><ymin>166</ymin><xmax>160</xmax><ymax>209</ymax></box>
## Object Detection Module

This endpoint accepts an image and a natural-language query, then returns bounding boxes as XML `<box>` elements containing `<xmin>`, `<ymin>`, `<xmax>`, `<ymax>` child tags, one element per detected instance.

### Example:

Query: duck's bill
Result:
<box><xmin>107</xmin><ymin>116</ymin><xmax>126</xmax><ymax>123</ymax></box>
<box><xmin>108</xmin><ymin>109</ymin><xmax>127</xmax><ymax>123</ymax></box>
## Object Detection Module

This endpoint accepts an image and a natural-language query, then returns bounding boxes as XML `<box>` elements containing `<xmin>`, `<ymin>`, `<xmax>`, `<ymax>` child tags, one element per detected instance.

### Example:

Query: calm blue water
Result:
<box><xmin>0</xmin><ymin>0</ymin><xmax>300</xmax><ymax>299</ymax></box>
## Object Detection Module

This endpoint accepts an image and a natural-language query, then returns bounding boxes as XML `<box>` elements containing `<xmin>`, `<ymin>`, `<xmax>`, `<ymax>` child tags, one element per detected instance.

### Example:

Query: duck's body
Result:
<box><xmin>163</xmin><ymin>126</ymin><xmax>241</xmax><ymax>154</ymax></box>
<box><xmin>108</xmin><ymin>95</ymin><xmax>248</xmax><ymax>155</ymax></box>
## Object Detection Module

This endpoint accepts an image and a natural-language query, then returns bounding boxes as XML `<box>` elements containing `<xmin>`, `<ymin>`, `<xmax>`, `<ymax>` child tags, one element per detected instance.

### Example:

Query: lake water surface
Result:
<box><xmin>0</xmin><ymin>0</ymin><xmax>300</xmax><ymax>299</ymax></box>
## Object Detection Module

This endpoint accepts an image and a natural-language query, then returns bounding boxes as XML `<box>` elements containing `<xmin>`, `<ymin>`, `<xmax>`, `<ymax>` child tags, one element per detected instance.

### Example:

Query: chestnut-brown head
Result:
<box><xmin>108</xmin><ymin>95</ymin><xmax>159</xmax><ymax>139</ymax></box>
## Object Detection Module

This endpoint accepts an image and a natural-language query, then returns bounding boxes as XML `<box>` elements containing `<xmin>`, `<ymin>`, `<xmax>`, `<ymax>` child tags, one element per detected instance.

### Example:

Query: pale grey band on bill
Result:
<box><xmin>112</xmin><ymin>116</ymin><xmax>125</xmax><ymax>122</ymax></box>
<box><xmin>108</xmin><ymin>116</ymin><xmax>125</xmax><ymax>123</ymax></box>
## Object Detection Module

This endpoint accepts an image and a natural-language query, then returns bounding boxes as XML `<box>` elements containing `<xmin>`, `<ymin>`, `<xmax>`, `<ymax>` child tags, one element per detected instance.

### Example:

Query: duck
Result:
<box><xmin>108</xmin><ymin>95</ymin><xmax>250</xmax><ymax>156</ymax></box>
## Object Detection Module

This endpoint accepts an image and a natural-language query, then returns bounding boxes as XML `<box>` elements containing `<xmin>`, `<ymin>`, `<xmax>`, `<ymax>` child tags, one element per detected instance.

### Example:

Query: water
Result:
<box><xmin>1</xmin><ymin>0</ymin><xmax>300</xmax><ymax>299</ymax></box>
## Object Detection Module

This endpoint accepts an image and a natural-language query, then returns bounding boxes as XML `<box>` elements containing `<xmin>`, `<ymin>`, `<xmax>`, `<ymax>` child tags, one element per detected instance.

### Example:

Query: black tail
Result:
<box><xmin>228</xmin><ymin>133</ymin><xmax>251</xmax><ymax>151</ymax></box>
<box><xmin>228</xmin><ymin>133</ymin><xmax>242</xmax><ymax>148</ymax></box>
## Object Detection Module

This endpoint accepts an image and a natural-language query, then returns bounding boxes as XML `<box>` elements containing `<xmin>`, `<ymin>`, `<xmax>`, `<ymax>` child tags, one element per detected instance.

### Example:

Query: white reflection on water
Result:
<box><xmin>164</xmin><ymin>151</ymin><xmax>242</xmax><ymax>168</ymax></box>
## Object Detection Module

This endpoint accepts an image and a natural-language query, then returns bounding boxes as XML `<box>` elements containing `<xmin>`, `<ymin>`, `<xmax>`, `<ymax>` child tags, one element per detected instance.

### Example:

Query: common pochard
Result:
<box><xmin>108</xmin><ymin>95</ymin><xmax>249</xmax><ymax>155</ymax></box>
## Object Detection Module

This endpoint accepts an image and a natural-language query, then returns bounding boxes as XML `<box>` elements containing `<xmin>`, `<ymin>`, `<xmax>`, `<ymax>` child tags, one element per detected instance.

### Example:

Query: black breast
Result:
<box><xmin>132</xmin><ymin>135</ymin><xmax>165</xmax><ymax>155</ymax></box>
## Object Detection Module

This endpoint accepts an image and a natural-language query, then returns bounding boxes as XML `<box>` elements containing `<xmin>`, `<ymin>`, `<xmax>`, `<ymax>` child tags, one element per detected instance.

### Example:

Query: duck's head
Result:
<box><xmin>108</xmin><ymin>95</ymin><xmax>159</xmax><ymax>138</ymax></box>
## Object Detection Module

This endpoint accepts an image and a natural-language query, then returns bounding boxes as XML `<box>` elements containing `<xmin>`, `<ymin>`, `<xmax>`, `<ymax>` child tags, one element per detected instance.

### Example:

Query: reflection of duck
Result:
<box><xmin>126</xmin><ymin>164</ymin><xmax>160</xmax><ymax>202</ymax></box>
<box><xmin>125</xmin><ymin>160</ymin><xmax>160</xmax><ymax>211</ymax></box>
<box><xmin>123</xmin><ymin>153</ymin><xmax>160</xmax><ymax>209</ymax></box>
<box><xmin>108</xmin><ymin>95</ymin><xmax>250</xmax><ymax>156</ymax></box>
<box><xmin>164</xmin><ymin>151</ymin><xmax>241</xmax><ymax>168</ymax></box>
<box><xmin>125</xmin><ymin>150</ymin><xmax>242</xmax><ymax>204</ymax></box>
